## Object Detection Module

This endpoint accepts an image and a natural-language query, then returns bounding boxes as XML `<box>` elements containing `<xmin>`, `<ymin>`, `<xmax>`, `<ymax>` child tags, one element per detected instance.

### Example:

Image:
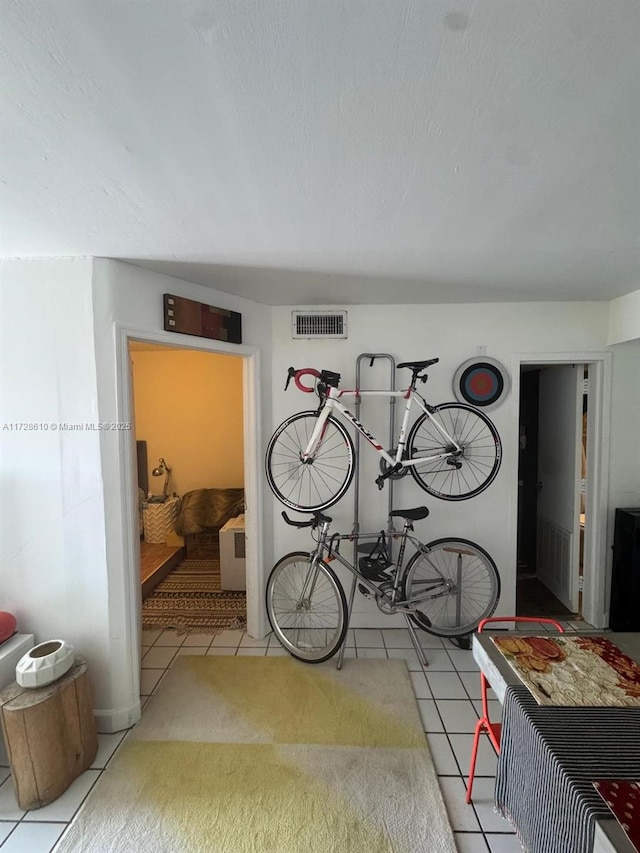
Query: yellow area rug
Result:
<box><xmin>56</xmin><ymin>657</ymin><xmax>456</xmax><ymax>853</ymax></box>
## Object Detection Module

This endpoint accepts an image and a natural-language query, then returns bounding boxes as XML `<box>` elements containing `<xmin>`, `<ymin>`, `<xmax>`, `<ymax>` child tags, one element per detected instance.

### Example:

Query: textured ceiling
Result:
<box><xmin>1</xmin><ymin>0</ymin><xmax>639</xmax><ymax>305</ymax></box>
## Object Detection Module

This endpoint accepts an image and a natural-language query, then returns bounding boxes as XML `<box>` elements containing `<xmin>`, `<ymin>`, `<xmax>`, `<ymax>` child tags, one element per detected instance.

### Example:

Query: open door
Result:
<box><xmin>536</xmin><ymin>365</ymin><xmax>583</xmax><ymax>612</ymax></box>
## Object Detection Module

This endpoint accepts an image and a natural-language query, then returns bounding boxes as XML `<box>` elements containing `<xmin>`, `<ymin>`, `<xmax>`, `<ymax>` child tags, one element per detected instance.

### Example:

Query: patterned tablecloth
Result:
<box><xmin>495</xmin><ymin>686</ymin><xmax>640</xmax><ymax>853</ymax></box>
<box><xmin>491</xmin><ymin>635</ymin><xmax>640</xmax><ymax>707</ymax></box>
<box><xmin>594</xmin><ymin>781</ymin><xmax>640</xmax><ymax>852</ymax></box>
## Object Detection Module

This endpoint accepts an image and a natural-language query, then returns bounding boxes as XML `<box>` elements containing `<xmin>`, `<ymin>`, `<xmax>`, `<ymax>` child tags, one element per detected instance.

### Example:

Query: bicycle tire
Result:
<box><xmin>266</xmin><ymin>551</ymin><xmax>348</xmax><ymax>663</ymax></box>
<box><xmin>402</xmin><ymin>537</ymin><xmax>500</xmax><ymax>637</ymax></box>
<box><xmin>407</xmin><ymin>403</ymin><xmax>501</xmax><ymax>500</ymax></box>
<box><xmin>265</xmin><ymin>411</ymin><xmax>355</xmax><ymax>512</ymax></box>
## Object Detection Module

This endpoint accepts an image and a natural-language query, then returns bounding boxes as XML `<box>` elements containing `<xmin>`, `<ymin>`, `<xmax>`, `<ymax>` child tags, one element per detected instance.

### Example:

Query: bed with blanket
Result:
<box><xmin>174</xmin><ymin>489</ymin><xmax>245</xmax><ymax>558</ymax></box>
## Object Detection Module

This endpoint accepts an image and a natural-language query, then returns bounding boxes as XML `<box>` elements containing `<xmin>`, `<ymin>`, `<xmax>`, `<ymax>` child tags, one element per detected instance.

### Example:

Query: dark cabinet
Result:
<box><xmin>609</xmin><ymin>508</ymin><xmax>640</xmax><ymax>631</ymax></box>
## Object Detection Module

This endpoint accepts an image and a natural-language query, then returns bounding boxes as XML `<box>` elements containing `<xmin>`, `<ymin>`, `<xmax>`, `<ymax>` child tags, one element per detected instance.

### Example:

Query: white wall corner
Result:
<box><xmin>608</xmin><ymin>289</ymin><xmax>640</xmax><ymax>345</ymax></box>
<box><xmin>94</xmin><ymin>700</ymin><xmax>141</xmax><ymax>734</ymax></box>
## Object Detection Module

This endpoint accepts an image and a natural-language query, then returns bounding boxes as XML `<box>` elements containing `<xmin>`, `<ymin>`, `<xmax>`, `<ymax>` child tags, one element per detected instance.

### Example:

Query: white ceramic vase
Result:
<box><xmin>16</xmin><ymin>640</ymin><xmax>75</xmax><ymax>688</ymax></box>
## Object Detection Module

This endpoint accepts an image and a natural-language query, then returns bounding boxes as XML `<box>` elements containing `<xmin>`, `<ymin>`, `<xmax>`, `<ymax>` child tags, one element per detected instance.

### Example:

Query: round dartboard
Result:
<box><xmin>453</xmin><ymin>357</ymin><xmax>510</xmax><ymax>411</ymax></box>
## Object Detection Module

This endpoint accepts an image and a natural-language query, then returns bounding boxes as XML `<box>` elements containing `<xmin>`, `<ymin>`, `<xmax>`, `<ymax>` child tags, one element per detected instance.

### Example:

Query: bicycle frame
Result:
<box><xmin>308</xmin><ymin>518</ymin><xmax>452</xmax><ymax>615</ymax></box>
<box><xmin>301</xmin><ymin>385</ymin><xmax>461</xmax><ymax>469</ymax></box>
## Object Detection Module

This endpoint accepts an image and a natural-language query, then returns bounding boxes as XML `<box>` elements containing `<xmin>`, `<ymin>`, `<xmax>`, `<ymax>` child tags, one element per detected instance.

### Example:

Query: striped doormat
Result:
<box><xmin>141</xmin><ymin>559</ymin><xmax>246</xmax><ymax>634</ymax></box>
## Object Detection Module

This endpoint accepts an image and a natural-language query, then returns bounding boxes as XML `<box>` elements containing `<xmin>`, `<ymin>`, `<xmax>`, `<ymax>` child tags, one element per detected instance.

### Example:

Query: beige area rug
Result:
<box><xmin>56</xmin><ymin>657</ymin><xmax>455</xmax><ymax>853</ymax></box>
<box><xmin>141</xmin><ymin>559</ymin><xmax>246</xmax><ymax>634</ymax></box>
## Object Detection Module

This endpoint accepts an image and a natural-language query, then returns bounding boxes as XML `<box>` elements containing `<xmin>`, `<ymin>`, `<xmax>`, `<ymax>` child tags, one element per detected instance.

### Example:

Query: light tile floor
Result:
<box><xmin>0</xmin><ymin>620</ymin><xmax>589</xmax><ymax>852</ymax></box>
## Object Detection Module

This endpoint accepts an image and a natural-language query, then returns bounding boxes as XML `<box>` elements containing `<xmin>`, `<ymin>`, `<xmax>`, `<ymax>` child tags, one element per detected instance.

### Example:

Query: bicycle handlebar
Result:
<box><xmin>284</xmin><ymin>367</ymin><xmax>321</xmax><ymax>392</ymax></box>
<box><xmin>285</xmin><ymin>362</ymin><xmax>433</xmax><ymax>394</ymax></box>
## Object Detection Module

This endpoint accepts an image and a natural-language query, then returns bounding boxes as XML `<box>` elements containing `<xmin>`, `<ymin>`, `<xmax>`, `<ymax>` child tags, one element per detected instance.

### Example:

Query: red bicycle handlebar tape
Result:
<box><xmin>294</xmin><ymin>368</ymin><xmax>321</xmax><ymax>393</ymax></box>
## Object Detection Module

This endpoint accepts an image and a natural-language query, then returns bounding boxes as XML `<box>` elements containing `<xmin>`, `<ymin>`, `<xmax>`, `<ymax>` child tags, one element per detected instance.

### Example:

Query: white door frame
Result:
<box><xmin>114</xmin><ymin>323</ymin><xmax>266</xmax><ymax>701</ymax></box>
<box><xmin>512</xmin><ymin>351</ymin><xmax>612</xmax><ymax>628</ymax></box>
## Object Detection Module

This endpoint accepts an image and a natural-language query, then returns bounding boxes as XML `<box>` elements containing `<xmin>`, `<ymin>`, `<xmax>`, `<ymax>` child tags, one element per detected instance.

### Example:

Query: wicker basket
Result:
<box><xmin>143</xmin><ymin>496</ymin><xmax>180</xmax><ymax>544</ymax></box>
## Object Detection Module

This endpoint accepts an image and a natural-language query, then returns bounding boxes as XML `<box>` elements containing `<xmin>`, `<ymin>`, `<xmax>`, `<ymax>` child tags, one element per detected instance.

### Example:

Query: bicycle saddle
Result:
<box><xmin>389</xmin><ymin>507</ymin><xmax>430</xmax><ymax>521</ymax></box>
<box><xmin>281</xmin><ymin>510</ymin><xmax>332</xmax><ymax>528</ymax></box>
<box><xmin>397</xmin><ymin>358</ymin><xmax>439</xmax><ymax>371</ymax></box>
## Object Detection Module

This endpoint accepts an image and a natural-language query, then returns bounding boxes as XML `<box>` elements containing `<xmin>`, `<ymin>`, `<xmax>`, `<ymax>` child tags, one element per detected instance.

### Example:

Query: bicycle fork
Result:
<box><xmin>300</xmin><ymin>405</ymin><xmax>333</xmax><ymax>462</ymax></box>
<box><xmin>298</xmin><ymin>553</ymin><xmax>324</xmax><ymax>608</ymax></box>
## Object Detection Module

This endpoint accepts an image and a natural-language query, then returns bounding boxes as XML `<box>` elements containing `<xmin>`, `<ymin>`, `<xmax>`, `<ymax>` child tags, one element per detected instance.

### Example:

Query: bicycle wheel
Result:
<box><xmin>408</xmin><ymin>403</ymin><xmax>501</xmax><ymax>500</ymax></box>
<box><xmin>265</xmin><ymin>411</ymin><xmax>355</xmax><ymax>512</ymax></box>
<box><xmin>266</xmin><ymin>551</ymin><xmax>348</xmax><ymax>663</ymax></box>
<box><xmin>402</xmin><ymin>538</ymin><xmax>500</xmax><ymax>637</ymax></box>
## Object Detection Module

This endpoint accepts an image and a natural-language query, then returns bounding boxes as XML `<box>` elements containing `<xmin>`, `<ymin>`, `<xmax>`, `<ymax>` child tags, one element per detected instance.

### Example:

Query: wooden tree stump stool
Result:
<box><xmin>0</xmin><ymin>656</ymin><xmax>98</xmax><ymax>809</ymax></box>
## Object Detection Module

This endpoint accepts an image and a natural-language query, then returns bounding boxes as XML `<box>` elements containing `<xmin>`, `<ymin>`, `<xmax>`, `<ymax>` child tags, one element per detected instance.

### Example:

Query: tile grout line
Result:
<box><xmin>441</xmin><ymin>640</ymin><xmax>489</xmax><ymax>835</ymax></box>
<box><xmin>419</xmin><ymin>637</ymin><xmax>496</xmax><ymax>843</ymax></box>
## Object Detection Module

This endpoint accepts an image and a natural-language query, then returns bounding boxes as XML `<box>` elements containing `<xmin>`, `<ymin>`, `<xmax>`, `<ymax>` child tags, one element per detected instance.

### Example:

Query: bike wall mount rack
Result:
<box><xmin>335</xmin><ymin>353</ymin><xmax>429</xmax><ymax>670</ymax></box>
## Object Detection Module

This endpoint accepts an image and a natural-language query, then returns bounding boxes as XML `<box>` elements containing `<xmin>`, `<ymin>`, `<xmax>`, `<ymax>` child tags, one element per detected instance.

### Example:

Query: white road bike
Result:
<box><xmin>265</xmin><ymin>358</ymin><xmax>502</xmax><ymax>512</ymax></box>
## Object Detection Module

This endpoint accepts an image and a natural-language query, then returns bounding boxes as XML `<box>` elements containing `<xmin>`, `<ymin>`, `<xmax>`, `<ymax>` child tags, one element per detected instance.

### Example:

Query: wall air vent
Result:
<box><xmin>292</xmin><ymin>311</ymin><xmax>347</xmax><ymax>339</ymax></box>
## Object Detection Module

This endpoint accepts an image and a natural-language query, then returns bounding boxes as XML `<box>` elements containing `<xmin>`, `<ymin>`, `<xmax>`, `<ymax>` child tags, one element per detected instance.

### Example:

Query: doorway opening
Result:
<box><xmin>516</xmin><ymin>363</ymin><xmax>589</xmax><ymax>621</ymax></box>
<box><xmin>128</xmin><ymin>340</ymin><xmax>247</xmax><ymax>639</ymax></box>
<box><xmin>111</xmin><ymin>324</ymin><xmax>264</xmax><ymax>726</ymax></box>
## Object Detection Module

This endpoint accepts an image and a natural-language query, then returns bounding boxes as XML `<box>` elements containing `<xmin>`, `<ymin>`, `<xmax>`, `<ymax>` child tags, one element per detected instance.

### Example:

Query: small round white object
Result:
<box><xmin>16</xmin><ymin>640</ymin><xmax>75</xmax><ymax>689</ymax></box>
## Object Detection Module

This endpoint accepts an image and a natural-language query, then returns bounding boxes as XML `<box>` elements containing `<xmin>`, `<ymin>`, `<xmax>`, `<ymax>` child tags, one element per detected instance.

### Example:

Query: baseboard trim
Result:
<box><xmin>94</xmin><ymin>700</ymin><xmax>141</xmax><ymax>733</ymax></box>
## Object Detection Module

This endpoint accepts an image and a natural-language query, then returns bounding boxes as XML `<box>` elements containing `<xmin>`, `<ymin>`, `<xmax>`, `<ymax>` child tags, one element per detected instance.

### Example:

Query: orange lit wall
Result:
<box><xmin>130</xmin><ymin>347</ymin><xmax>244</xmax><ymax>496</ymax></box>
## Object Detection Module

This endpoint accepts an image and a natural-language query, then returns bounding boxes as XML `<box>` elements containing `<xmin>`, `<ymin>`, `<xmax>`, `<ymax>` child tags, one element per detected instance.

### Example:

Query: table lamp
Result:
<box><xmin>151</xmin><ymin>457</ymin><xmax>172</xmax><ymax>500</ymax></box>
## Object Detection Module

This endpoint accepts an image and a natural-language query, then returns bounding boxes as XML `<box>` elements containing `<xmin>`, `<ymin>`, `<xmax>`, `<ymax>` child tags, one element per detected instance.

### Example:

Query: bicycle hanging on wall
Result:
<box><xmin>265</xmin><ymin>358</ymin><xmax>502</xmax><ymax>512</ymax></box>
<box><xmin>266</xmin><ymin>507</ymin><xmax>501</xmax><ymax>663</ymax></box>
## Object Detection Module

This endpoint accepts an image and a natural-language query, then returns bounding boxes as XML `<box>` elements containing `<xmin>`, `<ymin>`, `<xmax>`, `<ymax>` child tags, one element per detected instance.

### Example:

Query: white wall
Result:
<box><xmin>90</xmin><ymin>259</ymin><xmax>273</xmax><ymax>728</ymax></box>
<box><xmin>608</xmin><ymin>289</ymin><xmax>640</xmax><ymax>345</ymax></box>
<box><xmin>608</xmin><ymin>339</ymin><xmax>640</xmax><ymax>510</ymax></box>
<box><xmin>605</xmin><ymin>338</ymin><xmax>640</xmax><ymax>616</ymax></box>
<box><xmin>271</xmin><ymin>302</ymin><xmax>611</xmax><ymax>626</ymax></box>
<box><xmin>130</xmin><ymin>349</ymin><xmax>244</xmax><ymax>496</ymax></box>
<box><xmin>0</xmin><ymin>258</ymin><xmax>113</xmax><ymax>703</ymax></box>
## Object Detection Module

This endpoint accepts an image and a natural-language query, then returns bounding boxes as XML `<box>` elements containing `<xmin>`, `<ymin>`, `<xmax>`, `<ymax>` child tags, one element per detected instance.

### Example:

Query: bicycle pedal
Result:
<box><xmin>375</xmin><ymin>476</ymin><xmax>385</xmax><ymax>490</ymax></box>
<box><xmin>414</xmin><ymin>609</ymin><xmax>432</xmax><ymax>629</ymax></box>
<box><xmin>358</xmin><ymin>583</ymin><xmax>371</xmax><ymax>598</ymax></box>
